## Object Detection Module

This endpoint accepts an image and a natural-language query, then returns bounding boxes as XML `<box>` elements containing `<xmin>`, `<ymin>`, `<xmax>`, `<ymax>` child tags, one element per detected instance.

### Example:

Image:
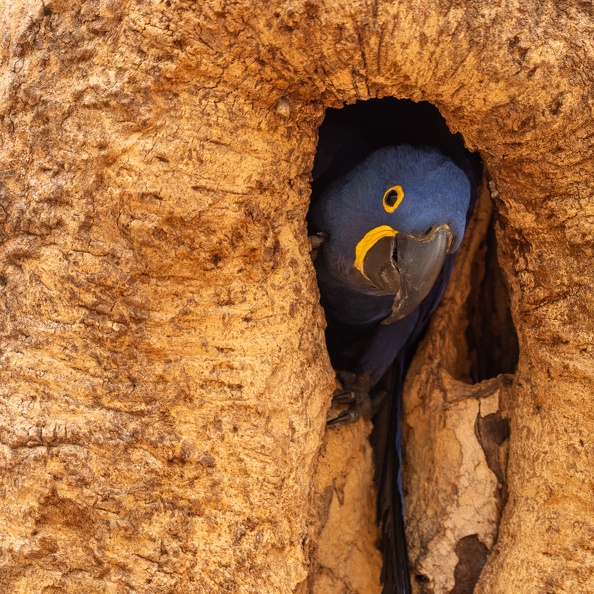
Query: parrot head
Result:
<box><xmin>311</xmin><ymin>145</ymin><xmax>472</xmax><ymax>323</ymax></box>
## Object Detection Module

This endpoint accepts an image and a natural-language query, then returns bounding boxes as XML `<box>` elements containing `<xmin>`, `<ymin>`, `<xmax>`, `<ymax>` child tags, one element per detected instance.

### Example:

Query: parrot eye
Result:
<box><xmin>382</xmin><ymin>185</ymin><xmax>404</xmax><ymax>213</ymax></box>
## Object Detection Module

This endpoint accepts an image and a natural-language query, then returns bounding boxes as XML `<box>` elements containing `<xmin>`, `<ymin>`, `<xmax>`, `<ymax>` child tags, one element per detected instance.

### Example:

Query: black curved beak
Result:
<box><xmin>361</xmin><ymin>225</ymin><xmax>454</xmax><ymax>324</ymax></box>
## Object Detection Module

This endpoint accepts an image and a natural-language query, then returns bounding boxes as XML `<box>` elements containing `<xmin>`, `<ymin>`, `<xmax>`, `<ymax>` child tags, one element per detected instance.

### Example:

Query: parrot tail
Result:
<box><xmin>373</xmin><ymin>360</ymin><xmax>412</xmax><ymax>594</ymax></box>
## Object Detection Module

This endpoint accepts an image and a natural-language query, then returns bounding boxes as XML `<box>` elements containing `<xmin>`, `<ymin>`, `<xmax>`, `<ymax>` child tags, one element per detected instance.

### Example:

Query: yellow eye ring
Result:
<box><xmin>382</xmin><ymin>185</ymin><xmax>404</xmax><ymax>213</ymax></box>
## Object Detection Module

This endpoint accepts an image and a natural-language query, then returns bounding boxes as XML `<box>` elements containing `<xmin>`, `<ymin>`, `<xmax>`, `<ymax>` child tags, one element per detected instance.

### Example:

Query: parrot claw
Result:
<box><xmin>327</xmin><ymin>409</ymin><xmax>359</xmax><ymax>426</ymax></box>
<box><xmin>327</xmin><ymin>371</ymin><xmax>385</xmax><ymax>426</ymax></box>
<box><xmin>309</xmin><ymin>232</ymin><xmax>329</xmax><ymax>260</ymax></box>
<box><xmin>331</xmin><ymin>391</ymin><xmax>356</xmax><ymax>404</ymax></box>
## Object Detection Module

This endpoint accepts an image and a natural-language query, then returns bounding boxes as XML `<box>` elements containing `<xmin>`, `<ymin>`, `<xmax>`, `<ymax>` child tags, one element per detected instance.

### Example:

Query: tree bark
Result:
<box><xmin>1</xmin><ymin>1</ymin><xmax>593</xmax><ymax>593</ymax></box>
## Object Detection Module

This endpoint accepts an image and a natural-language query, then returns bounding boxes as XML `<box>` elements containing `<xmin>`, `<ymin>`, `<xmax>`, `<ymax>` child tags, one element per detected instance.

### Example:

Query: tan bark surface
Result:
<box><xmin>1</xmin><ymin>1</ymin><xmax>593</xmax><ymax>593</ymax></box>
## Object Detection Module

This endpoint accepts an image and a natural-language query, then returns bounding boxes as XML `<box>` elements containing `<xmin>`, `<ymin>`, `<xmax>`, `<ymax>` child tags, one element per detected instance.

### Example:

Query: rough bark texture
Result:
<box><xmin>1</xmin><ymin>1</ymin><xmax>594</xmax><ymax>593</ymax></box>
<box><xmin>309</xmin><ymin>420</ymin><xmax>382</xmax><ymax>594</ymax></box>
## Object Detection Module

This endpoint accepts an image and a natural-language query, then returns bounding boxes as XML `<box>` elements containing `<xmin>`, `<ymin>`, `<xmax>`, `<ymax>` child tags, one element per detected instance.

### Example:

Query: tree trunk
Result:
<box><xmin>1</xmin><ymin>1</ymin><xmax>593</xmax><ymax>593</ymax></box>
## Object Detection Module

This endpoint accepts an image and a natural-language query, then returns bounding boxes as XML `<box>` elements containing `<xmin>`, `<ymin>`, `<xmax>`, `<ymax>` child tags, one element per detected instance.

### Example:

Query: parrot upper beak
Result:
<box><xmin>356</xmin><ymin>224</ymin><xmax>454</xmax><ymax>324</ymax></box>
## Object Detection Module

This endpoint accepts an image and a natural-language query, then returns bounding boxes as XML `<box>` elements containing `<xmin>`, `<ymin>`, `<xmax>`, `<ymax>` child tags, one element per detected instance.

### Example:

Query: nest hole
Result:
<box><xmin>310</xmin><ymin>98</ymin><xmax>519</xmax><ymax>383</ymax></box>
<box><xmin>466</xmin><ymin>221</ymin><xmax>519</xmax><ymax>382</ymax></box>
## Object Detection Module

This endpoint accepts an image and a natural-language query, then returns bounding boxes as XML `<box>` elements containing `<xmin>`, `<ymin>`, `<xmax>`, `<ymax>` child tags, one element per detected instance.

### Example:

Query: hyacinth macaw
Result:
<box><xmin>308</xmin><ymin>106</ymin><xmax>478</xmax><ymax>594</ymax></box>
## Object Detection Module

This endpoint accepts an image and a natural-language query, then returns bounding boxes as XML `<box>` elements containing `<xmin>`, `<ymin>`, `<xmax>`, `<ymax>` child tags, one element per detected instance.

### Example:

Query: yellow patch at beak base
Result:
<box><xmin>354</xmin><ymin>225</ymin><xmax>398</xmax><ymax>278</ymax></box>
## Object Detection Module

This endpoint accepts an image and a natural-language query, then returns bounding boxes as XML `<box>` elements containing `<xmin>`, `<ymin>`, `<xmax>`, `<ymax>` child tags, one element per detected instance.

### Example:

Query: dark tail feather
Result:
<box><xmin>373</xmin><ymin>361</ymin><xmax>412</xmax><ymax>594</ymax></box>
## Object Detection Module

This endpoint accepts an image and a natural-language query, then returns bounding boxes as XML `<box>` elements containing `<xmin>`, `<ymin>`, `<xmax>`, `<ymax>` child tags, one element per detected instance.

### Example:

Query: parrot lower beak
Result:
<box><xmin>382</xmin><ymin>224</ymin><xmax>454</xmax><ymax>324</ymax></box>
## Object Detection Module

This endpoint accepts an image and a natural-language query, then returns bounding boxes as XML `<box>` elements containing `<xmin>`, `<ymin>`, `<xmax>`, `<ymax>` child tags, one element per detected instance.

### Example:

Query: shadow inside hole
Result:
<box><xmin>310</xmin><ymin>98</ymin><xmax>480</xmax><ymax>208</ymax></box>
<box><xmin>466</xmin><ymin>221</ymin><xmax>519</xmax><ymax>382</ymax></box>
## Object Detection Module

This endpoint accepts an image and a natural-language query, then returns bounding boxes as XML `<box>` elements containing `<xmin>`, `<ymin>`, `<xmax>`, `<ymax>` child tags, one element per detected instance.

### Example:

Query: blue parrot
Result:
<box><xmin>308</xmin><ymin>112</ymin><xmax>478</xmax><ymax>594</ymax></box>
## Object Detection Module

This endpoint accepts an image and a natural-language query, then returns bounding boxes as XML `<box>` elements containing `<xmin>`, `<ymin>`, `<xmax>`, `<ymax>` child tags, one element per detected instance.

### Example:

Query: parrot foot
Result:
<box><xmin>308</xmin><ymin>232</ymin><xmax>329</xmax><ymax>260</ymax></box>
<box><xmin>327</xmin><ymin>371</ymin><xmax>385</xmax><ymax>426</ymax></box>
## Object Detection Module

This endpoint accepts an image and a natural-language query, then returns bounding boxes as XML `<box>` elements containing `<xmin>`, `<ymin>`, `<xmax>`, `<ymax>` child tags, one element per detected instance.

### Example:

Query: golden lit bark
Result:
<box><xmin>1</xmin><ymin>1</ymin><xmax>593</xmax><ymax>592</ymax></box>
